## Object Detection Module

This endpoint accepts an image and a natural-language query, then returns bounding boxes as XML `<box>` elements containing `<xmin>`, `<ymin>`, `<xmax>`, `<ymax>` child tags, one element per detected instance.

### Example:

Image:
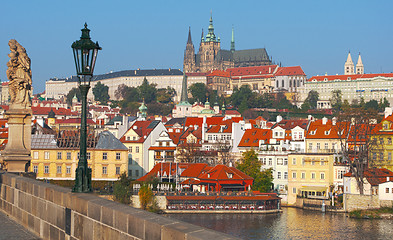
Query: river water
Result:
<box><xmin>167</xmin><ymin>208</ymin><xmax>393</xmax><ymax>240</ymax></box>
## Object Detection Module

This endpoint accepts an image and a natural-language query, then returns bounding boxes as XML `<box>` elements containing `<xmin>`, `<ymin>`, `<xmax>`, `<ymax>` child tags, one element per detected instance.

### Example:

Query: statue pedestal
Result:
<box><xmin>1</xmin><ymin>108</ymin><xmax>32</xmax><ymax>172</ymax></box>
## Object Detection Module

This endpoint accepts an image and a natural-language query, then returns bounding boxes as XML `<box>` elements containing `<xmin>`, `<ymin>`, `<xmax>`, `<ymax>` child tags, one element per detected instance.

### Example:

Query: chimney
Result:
<box><xmin>387</xmin><ymin>176</ymin><xmax>390</xmax><ymax>182</ymax></box>
<box><xmin>322</xmin><ymin>117</ymin><xmax>327</xmax><ymax>125</ymax></box>
<box><xmin>276</xmin><ymin>115</ymin><xmax>282</xmax><ymax>123</ymax></box>
<box><xmin>332</xmin><ymin>117</ymin><xmax>337</xmax><ymax>126</ymax></box>
<box><xmin>385</xmin><ymin>107</ymin><xmax>392</xmax><ymax>118</ymax></box>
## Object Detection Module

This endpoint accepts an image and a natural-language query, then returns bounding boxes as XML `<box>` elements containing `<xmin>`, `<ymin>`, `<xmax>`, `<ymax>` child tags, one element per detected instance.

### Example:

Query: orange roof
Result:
<box><xmin>207</xmin><ymin>70</ymin><xmax>230</xmax><ymax>78</ymax></box>
<box><xmin>274</xmin><ymin>66</ymin><xmax>305</xmax><ymax>76</ymax></box>
<box><xmin>273</xmin><ymin>119</ymin><xmax>309</xmax><ymax>130</ymax></box>
<box><xmin>227</xmin><ymin>65</ymin><xmax>278</xmax><ymax>77</ymax></box>
<box><xmin>306</xmin><ymin>119</ymin><xmax>350</xmax><ymax>139</ymax></box>
<box><xmin>56</xmin><ymin>118</ymin><xmax>97</xmax><ymax>125</ymax></box>
<box><xmin>120</xmin><ymin>120</ymin><xmax>156</xmax><ymax>143</ymax></box>
<box><xmin>186</xmin><ymin>72</ymin><xmax>209</xmax><ymax>77</ymax></box>
<box><xmin>180</xmin><ymin>163</ymin><xmax>210</xmax><ymax>178</ymax></box>
<box><xmin>238</xmin><ymin>128</ymin><xmax>272</xmax><ymax>147</ymax></box>
<box><xmin>185</xmin><ymin>116</ymin><xmax>224</xmax><ymax>128</ymax></box>
<box><xmin>166</xmin><ymin>195</ymin><xmax>280</xmax><ymax>201</ymax></box>
<box><xmin>198</xmin><ymin>165</ymin><xmax>253</xmax><ymax>181</ymax></box>
<box><xmin>32</xmin><ymin>107</ymin><xmax>77</xmax><ymax>116</ymax></box>
<box><xmin>148</xmin><ymin>146</ymin><xmax>176</xmax><ymax>151</ymax></box>
<box><xmin>307</xmin><ymin>73</ymin><xmax>393</xmax><ymax>82</ymax></box>
<box><xmin>344</xmin><ymin>168</ymin><xmax>393</xmax><ymax>186</ymax></box>
<box><xmin>137</xmin><ymin>162</ymin><xmax>205</xmax><ymax>181</ymax></box>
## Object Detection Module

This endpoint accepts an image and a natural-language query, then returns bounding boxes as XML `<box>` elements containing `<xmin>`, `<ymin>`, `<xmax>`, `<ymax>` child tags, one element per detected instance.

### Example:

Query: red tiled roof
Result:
<box><xmin>166</xmin><ymin>195</ymin><xmax>280</xmax><ymax>201</ymax></box>
<box><xmin>306</xmin><ymin>119</ymin><xmax>350</xmax><ymax>139</ymax></box>
<box><xmin>207</xmin><ymin>70</ymin><xmax>230</xmax><ymax>78</ymax></box>
<box><xmin>198</xmin><ymin>165</ymin><xmax>253</xmax><ymax>181</ymax></box>
<box><xmin>186</xmin><ymin>72</ymin><xmax>209</xmax><ymax>76</ymax></box>
<box><xmin>238</xmin><ymin>128</ymin><xmax>272</xmax><ymax>147</ymax></box>
<box><xmin>227</xmin><ymin>65</ymin><xmax>278</xmax><ymax>77</ymax></box>
<box><xmin>307</xmin><ymin>73</ymin><xmax>393</xmax><ymax>82</ymax></box>
<box><xmin>148</xmin><ymin>146</ymin><xmax>176</xmax><ymax>151</ymax></box>
<box><xmin>56</xmin><ymin>118</ymin><xmax>97</xmax><ymax>125</ymax></box>
<box><xmin>274</xmin><ymin>66</ymin><xmax>306</xmax><ymax>76</ymax></box>
<box><xmin>32</xmin><ymin>107</ymin><xmax>77</xmax><ymax>116</ymax></box>
<box><xmin>120</xmin><ymin>120</ymin><xmax>155</xmax><ymax>143</ymax></box>
<box><xmin>180</xmin><ymin>163</ymin><xmax>209</xmax><ymax>178</ymax></box>
<box><xmin>185</xmin><ymin>116</ymin><xmax>225</xmax><ymax>128</ymax></box>
<box><xmin>344</xmin><ymin>168</ymin><xmax>393</xmax><ymax>186</ymax></box>
<box><xmin>273</xmin><ymin>119</ymin><xmax>309</xmax><ymax>130</ymax></box>
<box><xmin>137</xmin><ymin>162</ymin><xmax>199</xmax><ymax>181</ymax></box>
<box><xmin>2</xmin><ymin>82</ymin><xmax>9</xmax><ymax>86</ymax></box>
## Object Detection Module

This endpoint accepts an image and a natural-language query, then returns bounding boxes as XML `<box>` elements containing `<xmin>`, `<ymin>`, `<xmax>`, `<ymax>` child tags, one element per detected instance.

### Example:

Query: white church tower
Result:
<box><xmin>344</xmin><ymin>52</ymin><xmax>355</xmax><ymax>75</ymax></box>
<box><xmin>356</xmin><ymin>53</ymin><xmax>364</xmax><ymax>74</ymax></box>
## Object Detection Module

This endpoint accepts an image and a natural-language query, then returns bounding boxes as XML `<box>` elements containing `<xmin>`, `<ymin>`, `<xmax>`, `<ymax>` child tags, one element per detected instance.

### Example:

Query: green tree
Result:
<box><xmin>113</xmin><ymin>172</ymin><xmax>131</xmax><ymax>204</ymax></box>
<box><xmin>378</xmin><ymin>97</ymin><xmax>390</xmax><ymax>112</ymax></box>
<box><xmin>364</xmin><ymin>99</ymin><xmax>379</xmax><ymax>110</ymax></box>
<box><xmin>66</xmin><ymin>87</ymin><xmax>81</xmax><ymax>106</ymax></box>
<box><xmin>114</xmin><ymin>84</ymin><xmax>129</xmax><ymax>100</ymax></box>
<box><xmin>236</xmin><ymin>149</ymin><xmax>273</xmax><ymax>193</ymax></box>
<box><xmin>123</xmin><ymin>87</ymin><xmax>140</xmax><ymax>102</ymax></box>
<box><xmin>330</xmin><ymin>90</ymin><xmax>342</xmax><ymax>112</ymax></box>
<box><xmin>138</xmin><ymin>77</ymin><xmax>157</xmax><ymax>103</ymax></box>
<box><xmin>303</xmin><ymin>90</ymin><xmax>319</xmax><ymax>109</ymax></box>
<box><xmin>231</xmin><ymin>85</ymin><xmax>253</xmax><ymax>107</ymax></box>
<box><xmin>189</xmin><ymin>83</ymin><xmax>207</xmax><ymax>103</ymax></box>
<box><xmin>138</xmin><ymin>183</ymin><xmax>154</xmax><ymax>210</ymax></box>
<box><xmin>92</xmin><ymin>81</ymin><xmax>110</xmax><ymax>104</ymax></box>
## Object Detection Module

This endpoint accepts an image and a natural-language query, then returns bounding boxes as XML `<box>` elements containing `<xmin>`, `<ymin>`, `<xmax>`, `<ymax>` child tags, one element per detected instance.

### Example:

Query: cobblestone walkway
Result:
<box><xmin>0</xmin><ymin>210</ymin><xmax>40</xmax><ymax>240</ymax></box>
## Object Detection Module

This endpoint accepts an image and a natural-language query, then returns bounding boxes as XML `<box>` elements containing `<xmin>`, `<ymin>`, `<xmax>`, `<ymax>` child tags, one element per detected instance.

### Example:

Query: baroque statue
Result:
<box><xmin>6</xmin><ymin>39</ymin><xmax>32</xmax><ymax>108</ymax></box>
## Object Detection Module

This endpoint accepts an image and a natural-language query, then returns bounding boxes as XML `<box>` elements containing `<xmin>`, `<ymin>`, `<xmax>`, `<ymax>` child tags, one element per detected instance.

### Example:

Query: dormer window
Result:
<box><xmin>228</xmin><ymin>173</ymin><xmax>233</xmax><ymax>179</ymax></box>
<box><xmin>383</xmin><ymin>123</ymin><xmax>389</xmax><ymax>130</ymax></box>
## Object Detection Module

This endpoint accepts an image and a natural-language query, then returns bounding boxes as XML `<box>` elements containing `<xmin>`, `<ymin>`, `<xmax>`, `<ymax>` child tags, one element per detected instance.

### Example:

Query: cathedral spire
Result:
<box><xmin>180</xmin><ymin>72</ymin><xmax>189</xmax><ymax>103</ymax></box>
<box><xmin>230</xmin><ymin>25</ymin><xmax>235</xmax><ymax>52</ymax></box>
<box><xmin>344</xmin><ymin>51</ymin><xmax>354</xmax><ymax>75</ymax></box>
<box><xmin>356</xmin><ymin>52</ymin><xmax>364</xmax><ymax>74</ymax></box>
<box><xmin>205</xmin><ymin>12</ymin><xmax>217</xmax><ymax>42</ymax></box>
<box><xmin>201</xmin><ymin>28</ymin><xmax>204</xmax><ymax>43</ymax></box>
<box><xmin>187</xmin><ymin>27</ymin><xmax>193</xmax><ymax>44</ymax></box>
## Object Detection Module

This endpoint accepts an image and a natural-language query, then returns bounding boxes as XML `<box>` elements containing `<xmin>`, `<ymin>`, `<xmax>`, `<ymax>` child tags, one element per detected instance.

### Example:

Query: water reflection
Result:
<box><xmin>166</xmin><ymin>208</ymin><xmax>393</xmax><ymax>240</ymax></box>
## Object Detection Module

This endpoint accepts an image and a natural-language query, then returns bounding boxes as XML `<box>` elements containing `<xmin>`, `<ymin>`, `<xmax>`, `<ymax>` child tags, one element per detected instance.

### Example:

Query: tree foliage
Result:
<box><xmin>66</xmin><ymin>87</ymin><xmax>81</xmax><ymax>106</ymax></box>
<box><xmin>92</xmin><ymin>81</ymin><xmax>110</xmax><ymax>104</ymax></box>
<box><xmin>236</xmin><ymin>149</ymin><xmax>273</xmax><ymax>193</ymax></box>
<box><xmin>113</xmin><ymin>172</ymin><xmax>131</xmax><ymax>204</ymax></box>
<box><xmin>138</xmin><ymin>77</ymin><xmax>157</xmax><ymax>103</ymax></box>
<box><xmin>302</xmin><ymin>90</ymin><xmax>319</xmax><ymax>109</ymax></box>
<box><xmin>138</xmin><ymin>183</ymin><xmax>154</xmax><ymax>210</ymax></box>
<box><xmin>330</xmin><ymin>90</ymin><xmax>342</xmax><ymax>112</ymax></box>
<box><xmin>189</xmin><ymin>83</ymin><xmax>207</xmax><ymax>103</ymax></box>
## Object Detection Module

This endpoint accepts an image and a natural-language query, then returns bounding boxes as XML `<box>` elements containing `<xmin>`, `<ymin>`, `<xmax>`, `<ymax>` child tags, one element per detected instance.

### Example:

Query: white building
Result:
<box><xmin>45</xmin><ymin>69</ymin><xmax>184</xmax><ymax>102</ymax></box>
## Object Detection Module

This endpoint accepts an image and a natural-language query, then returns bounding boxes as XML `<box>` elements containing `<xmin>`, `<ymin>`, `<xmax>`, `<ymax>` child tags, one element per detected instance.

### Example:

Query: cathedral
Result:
<box><xmin>183</xmin><ymin>15</ymin><xmax>272</xmax><ymax>73</ymax></box>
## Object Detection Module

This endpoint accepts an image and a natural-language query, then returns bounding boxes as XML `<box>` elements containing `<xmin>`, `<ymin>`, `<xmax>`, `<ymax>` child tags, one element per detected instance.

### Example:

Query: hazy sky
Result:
<box><xmin>1</xmin><ymin>0</ymin><xmax>393</xmax><ymax>93</ymax></box>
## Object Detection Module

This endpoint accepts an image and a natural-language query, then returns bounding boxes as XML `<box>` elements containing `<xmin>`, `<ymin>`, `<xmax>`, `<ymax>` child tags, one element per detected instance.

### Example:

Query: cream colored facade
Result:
<box><xmin>287</xmin><ymin>153</ymin><xmax>335</xmax><ymax>205</ymax></box>
<box><xmin>299</xmin><ymin>75</ymin><xmax>393</xmax><ymax>107</ymax></box>
<box><xmin>30</xmin><ymin>148</ymin><xmax>128</xmax><ymax>181</ymax></box>
<box><xmin>45</xmin><ymin>69</ymin><xmax>184</xmax><ymax>102</ymax></box>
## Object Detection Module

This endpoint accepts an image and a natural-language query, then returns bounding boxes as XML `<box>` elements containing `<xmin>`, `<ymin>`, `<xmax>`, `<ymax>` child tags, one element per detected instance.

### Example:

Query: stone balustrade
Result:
<box><xmin>0</xmin><ymin>171</ymin><xmax>239</xmax><ymax>240</ymax></box>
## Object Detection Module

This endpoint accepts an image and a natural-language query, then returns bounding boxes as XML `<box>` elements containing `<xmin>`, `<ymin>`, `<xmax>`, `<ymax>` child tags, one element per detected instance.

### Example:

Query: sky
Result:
<box><xmin>1</xmin><ymin>0</ymin><xmax>393</xmax><ymax>93</ymax></box>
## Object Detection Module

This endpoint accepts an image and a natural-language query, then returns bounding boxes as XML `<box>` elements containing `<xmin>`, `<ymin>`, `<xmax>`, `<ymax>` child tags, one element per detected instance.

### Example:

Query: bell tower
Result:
<box><xmin>183</xmin><ymin>27</ymin><xmax>196</xmax><ymax>73</ymax></box>
<box><xmin>344</xmin><ymin>51</ymin><xmax>355</xmax><ymax>75</ymax></box>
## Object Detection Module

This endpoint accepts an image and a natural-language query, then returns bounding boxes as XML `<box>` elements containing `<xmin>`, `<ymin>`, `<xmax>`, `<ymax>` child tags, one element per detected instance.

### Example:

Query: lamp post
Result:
<box><xmin>71</xmin><ymin>23</ymin><xmax>101</xmax><ymax>192</ymax></box>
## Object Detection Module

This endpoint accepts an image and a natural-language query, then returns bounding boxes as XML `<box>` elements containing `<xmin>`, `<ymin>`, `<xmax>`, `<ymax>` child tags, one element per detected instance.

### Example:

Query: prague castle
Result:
<box><xmin>184</xmin><ymin>14</ymin><xmax>272</xmax><ymax>73</ymax></box>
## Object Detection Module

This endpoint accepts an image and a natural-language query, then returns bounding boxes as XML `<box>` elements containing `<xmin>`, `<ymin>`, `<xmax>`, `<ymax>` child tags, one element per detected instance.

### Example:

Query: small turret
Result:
<box><xmin>230</xmin><ymin>25</ymin><xmax>235</xmax><ymax>52</ymax></box>
<box><xmin>344</xmin><ymin>51</ymin><xmax>354</xmax><ymax>75</ymax></box>
<box><xmin>356</xmin><ymin>53</ymin><xmax>364</xmax><ymax>74</ymax></box>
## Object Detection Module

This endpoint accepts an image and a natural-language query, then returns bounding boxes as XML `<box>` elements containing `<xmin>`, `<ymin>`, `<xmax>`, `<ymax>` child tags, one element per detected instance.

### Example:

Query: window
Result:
<box><xmin>301</xmin><ymin>172</ymin><xmax>305</xmax><ymax>179</ymax></box>
<box><xmin>284</xmin><ymin>158</ymin><xmax>288</xmax><ymax>165</ymax></box>
<box><xmin>388</xmin><ymin>138</ymin><xmax>392</xmax><ymax>145</ymax></box>
<box><xmin>136</xmin><ymin>146</ymin><xmax>140</xmax><ymax>153</ymax></box>
<box><xmin>102</xmin><ymin>166</ymin><xmax>107</xmax><ymax>175</ymax></box>
<box><xmin>284</xmin><ymin>172</ymin><xmax>288</xmax><ymax>179</ymax></box>
<box><xmin>44</xmin><ymin>151</ymin><xmax>50</xmax><ymax>160</ymax></box>
<box><xmin>57</xmin><ymin>152</ymin><xmax>62</xmax><ymax>160</ymax></box>
<box><xmin>103</xmin><ymin>152</ymin><xmax>108</xmax><ymax>160</ymax></box>
<box><xmin>87</xmin><ymin>152</ymin><xmax>91</xmax><ymax>160</ymax></box>
<box><xmin>373</xmin><ymin>152</ymin><xmax>377</xmax><ymax>160</ymax></box>
<box><xmin>44</xmin><ymin>165</ymin><xmax>49</xmax><ymax>174</ymax></box>
<box><xmin>128</xmin><ymin>146</ymin><xmax>132</xmax><ymax>153</ymax></box>
<box><xmin>311</xmin><ymin>173</ymin><xmax>316</xmax><ymax>179</ymax></box>
<box><xmin>66</xmin><ymin>166</ymin><xmax>71</xmax><ymax>174</ymax></box>
<box><xmin>33</xmin><ymin>166</ymin><xmax>38</xmax><ymax>173</ymax></box>
<box><xmin>135</xmin><ymin>169</ymin><xmax>139</xmax><ymax>176</ymax></box>
<box><xmin>311</xmin><ymin>161</ymin><xmax>315</xmax><ymax>165</ymax></box>
<box><xmin>320</xmin><ymin>173</ymin><xmax>325</xmax><ymax>180</ymax></box>
<box><xmin>116</xmin><ymin>152</ymin><xmax>121</xmax><ymax>160</ymax></box>
<box><xmin>57</xmin><ymin>166</ymin><xmax>62</xmax><ymax>174</ymax></box>
<box><xmin>268</xmin><ymin>158</ymin><xmax>272</xmax><ymax>166</ymax></box>
<box><xmin>292</xmin><ymin>158</ymin><xmax>296</xmax><ymax>165</ymax></box>
<box><xmin>116</xmin><ymin>167</ymin><xmax>120</xmax><ymax>175</ymax></box>
<box><xmin>308</xmin><ymin>143</ymin><xmax>313</xmax><ymax>150</ymax></box>
<box><xmin>292</xmin><ymin>187</ymin><xmax>297</xmax><ymax>194</ymax></box>
<box><xmin>292</xmin><ymin>172</ymin><xmax>297</xmax><ymax>179</ymax></box>
<box><xmin>66</xmin><ymin>152</ymin><xmax>71</xmax><ymax>160</ymax></box>
<box><xmin>128</xmin><ymin>170</ymin><xmax>132</xmax><ymax>177</ymax></box>
<box><xmin>380</xmin><ymin>152</ymin><xmax>384</xmax><ymax>161</ymax></box>
<box><xmin>316</xmin><ymin>143</ymin><xmax>320</xmax><ymax>150</ymax></box>
<box><xmin>324</xmin><ymin>143</ymin><xmax>329</xmax><ymax>149</ymax></box>
<box><xmin>277</xmin><ymin>172</ymin><xmax>281</xmax><ymax>179</ymax></box>
<box><xmin>33</xmin><ymin>151</ymin><xmax>39</xmax><ymax>159</ymax></box>
<box><xmin>321</xmin><ymin>161</ymin><xmax>325</xmax><ymax>165</ymax></box>
<box><xmin>386</xmin><ymin>188</ymin><xmax>389</xmax><ymax>193</ymax></box>
<box><xmin>277</xmin><ymin>158</ymin><xmax>283</xmax><ymax>165</ymax></box>
<box><xmin>389</xmin><ymin>152</ymin><xmax>392</xmax><ymax>161</ymax></box>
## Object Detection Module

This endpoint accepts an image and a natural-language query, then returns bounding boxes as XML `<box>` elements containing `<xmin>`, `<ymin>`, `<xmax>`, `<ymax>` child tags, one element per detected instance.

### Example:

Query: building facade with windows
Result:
<box><xmin>30</xmin><ymin>131</ymin><xmax>128</xmax><ymax>181</ymax></box>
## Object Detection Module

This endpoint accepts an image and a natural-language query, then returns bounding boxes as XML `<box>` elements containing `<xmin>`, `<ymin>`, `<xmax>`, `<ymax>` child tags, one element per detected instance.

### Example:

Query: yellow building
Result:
<box><xmin>30</xmin><ymin>131</ymin><xmax>128</xmax><ymax>181</ymax></box>
<box><xmin>287</xmin><ymin>153</ymin><xmax>335</xmax><ymax>205</ymax></box>
<box><xmin>370</xmin><ymin>114</ymin><xmax>393</xmax><ymax>171</ymax></box>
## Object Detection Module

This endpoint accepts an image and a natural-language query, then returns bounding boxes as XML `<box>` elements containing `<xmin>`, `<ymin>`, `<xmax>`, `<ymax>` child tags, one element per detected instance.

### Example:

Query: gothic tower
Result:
<box><xmin>230</xmin><ymin>26</ymin><xmax>235</xmax><ymax>53</ymax></box>
<box><xmin>183</xmin><ymin>27</ymin><xmax>196</xmax><ymax>73</ymax></box>
<box><xmin>356</xmin><ymin>53</ymin><xmax>364</xmax><ymax>74</ymax></box>
<box><xmin>198</xmin><ymin>13</ymin><xmax>221</xmax><ymax>72</ymax></box>
<box><xmin>344</xmin><ymin>51</ymin><xmax>355</xmax><ymax>75</ymax></box>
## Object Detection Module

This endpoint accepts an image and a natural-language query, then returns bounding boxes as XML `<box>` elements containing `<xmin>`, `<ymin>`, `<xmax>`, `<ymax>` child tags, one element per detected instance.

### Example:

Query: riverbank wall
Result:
<box><xmin>0</xmin><ymin>172</ymin><xmax>240</xmax><ymax>240</ymax></box>
<box><xmin>343</xmin><ymin>193</ymin><xmax>393</xmax><ymax>211</ymax></box>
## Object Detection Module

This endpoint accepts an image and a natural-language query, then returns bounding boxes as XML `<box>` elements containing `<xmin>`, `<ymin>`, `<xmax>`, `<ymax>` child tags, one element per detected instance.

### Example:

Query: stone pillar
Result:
<box><xmin>1</xmin><ymin>108</ymin><xmax>32</xmax><ymax>172</ymax></box>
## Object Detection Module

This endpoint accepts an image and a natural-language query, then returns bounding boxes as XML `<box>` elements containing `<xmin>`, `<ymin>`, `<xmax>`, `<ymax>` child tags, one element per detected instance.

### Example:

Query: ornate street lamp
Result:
<box><xmin>71</xmin><ymin>23</ymin><xmax>101</xmax><ymax>192</ymax></box>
